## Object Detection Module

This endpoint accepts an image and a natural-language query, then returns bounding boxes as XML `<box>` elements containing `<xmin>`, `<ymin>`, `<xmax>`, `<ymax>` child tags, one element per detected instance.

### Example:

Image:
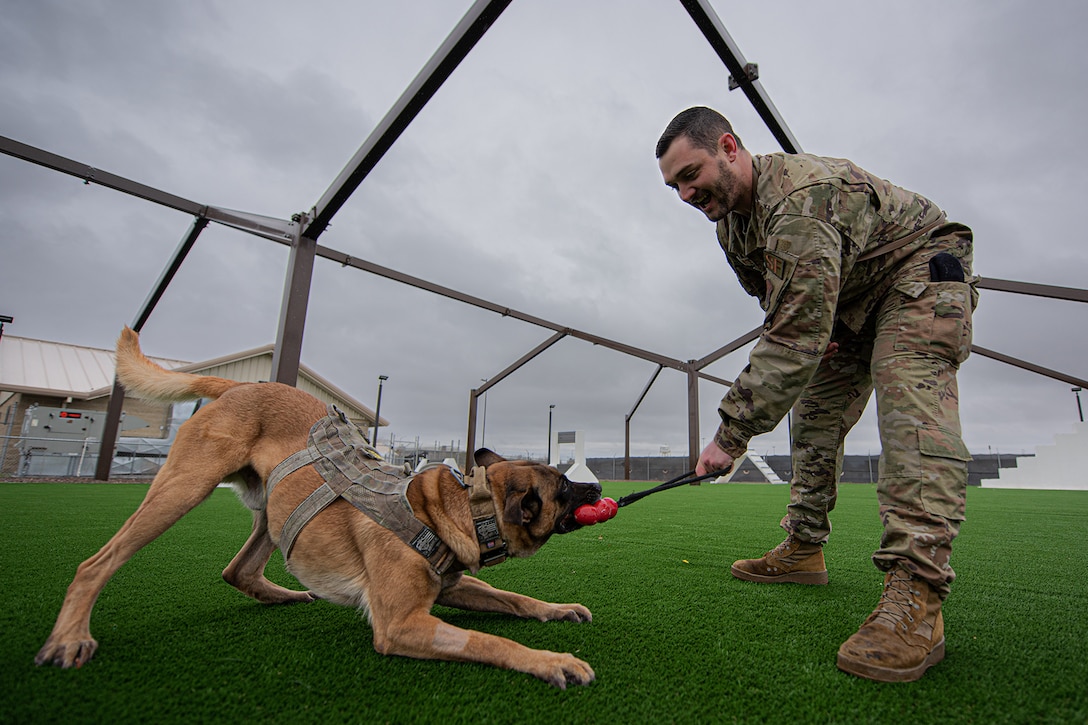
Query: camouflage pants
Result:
<box><xmin>785</xmin><ymin>240</ymin><xmax>975</xmax><ymax>597</ymax></box>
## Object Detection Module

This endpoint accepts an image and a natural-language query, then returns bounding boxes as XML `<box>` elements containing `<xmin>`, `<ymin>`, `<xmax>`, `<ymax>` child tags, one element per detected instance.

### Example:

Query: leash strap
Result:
<box><xmin>616</xmin><ymin>468</ymin><xmax>731</xmax><ymax>508</ymax></box>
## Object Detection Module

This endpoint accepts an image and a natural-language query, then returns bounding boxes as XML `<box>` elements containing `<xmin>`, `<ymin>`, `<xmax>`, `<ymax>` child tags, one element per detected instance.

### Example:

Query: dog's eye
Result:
<box><xmin>557</xmin><ymin>478</ymin><xmax>572</xmax><ymax>501</ymax></box>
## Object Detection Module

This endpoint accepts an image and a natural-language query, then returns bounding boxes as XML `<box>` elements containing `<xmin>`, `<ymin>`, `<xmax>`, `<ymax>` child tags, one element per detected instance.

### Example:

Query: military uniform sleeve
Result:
<box><xmin>714</xmin><ymin>214</ymin><xmax>844</xmax><ymax>457</ymax></box>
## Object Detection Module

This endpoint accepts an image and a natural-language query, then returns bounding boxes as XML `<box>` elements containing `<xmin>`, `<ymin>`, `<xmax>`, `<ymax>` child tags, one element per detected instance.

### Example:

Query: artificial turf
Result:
<box><xmin>1</xmin><ymin>480</ymin><xmax>1085</xmax><ymax>724</ymax></box>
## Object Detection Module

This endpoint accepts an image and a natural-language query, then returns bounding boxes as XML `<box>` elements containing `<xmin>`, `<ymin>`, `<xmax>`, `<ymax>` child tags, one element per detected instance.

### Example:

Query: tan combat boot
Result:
<box><xmin>836</xmin><ymin>567</ymin><xmax>945</xmax><ymax>682</ymax></box>
<box><xmin>730</xmin><ymin>534</ymin><xmax>828</xmax><ymax>585</ymax></box>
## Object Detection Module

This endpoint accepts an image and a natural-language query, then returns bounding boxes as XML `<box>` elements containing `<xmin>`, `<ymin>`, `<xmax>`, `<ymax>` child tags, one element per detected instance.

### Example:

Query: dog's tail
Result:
<box><xmin>115</xmin><ymin>327</ymin><xmax>240</xmax><ymax>402</ymax></box>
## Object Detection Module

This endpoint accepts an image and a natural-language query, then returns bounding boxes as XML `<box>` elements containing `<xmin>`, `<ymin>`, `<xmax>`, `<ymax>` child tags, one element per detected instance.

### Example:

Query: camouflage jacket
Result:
<box><xmin>712</xmin><ymin>153</ymin><xmax>972</xmax><ymax>457</ymax></box>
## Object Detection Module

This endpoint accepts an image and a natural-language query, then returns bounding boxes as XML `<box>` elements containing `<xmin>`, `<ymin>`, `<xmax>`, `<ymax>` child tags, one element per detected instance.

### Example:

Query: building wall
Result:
<box><xmin>194</xmin><ymin>354</ymin><xmax>372</xmax><ymax>430</ymax></box>
<box><xmin>0</xmin><ymin>391</ymin><xmax>173</xmax><ymax>478</ymax></box>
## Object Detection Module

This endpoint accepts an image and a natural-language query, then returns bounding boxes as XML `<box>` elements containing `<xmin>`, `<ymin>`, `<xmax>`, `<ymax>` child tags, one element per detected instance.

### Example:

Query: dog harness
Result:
<box><xmin>265</xmin><ymin>405</ymin><xmax>506</xmax><ymax>574</ymax></box>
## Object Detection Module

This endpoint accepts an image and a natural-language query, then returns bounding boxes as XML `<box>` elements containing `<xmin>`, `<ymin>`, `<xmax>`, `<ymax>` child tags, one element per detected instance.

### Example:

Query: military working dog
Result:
<box><xmin>36</xmin><ymin>328</ymin><xmax>601</xmax><ymax>688</ymax></box>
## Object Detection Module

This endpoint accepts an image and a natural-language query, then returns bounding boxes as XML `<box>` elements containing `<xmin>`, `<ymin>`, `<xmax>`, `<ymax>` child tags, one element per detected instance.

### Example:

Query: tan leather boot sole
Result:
<box><xmin>730</xmin><ymin>563</ymin><xmax>829</xmax><ymax>585</ymax></box>
<box><xmin>837</xmin><ymin>637</ymin><xmax>945</xmax><ymax>682</ymax></box>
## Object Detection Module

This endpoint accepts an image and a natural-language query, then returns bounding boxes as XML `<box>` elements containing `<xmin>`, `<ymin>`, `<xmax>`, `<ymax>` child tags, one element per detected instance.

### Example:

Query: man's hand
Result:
<box><xmin>696</xmin><ymin>439</ymin><xmax>735</xmax><ymax>477</ymax></box>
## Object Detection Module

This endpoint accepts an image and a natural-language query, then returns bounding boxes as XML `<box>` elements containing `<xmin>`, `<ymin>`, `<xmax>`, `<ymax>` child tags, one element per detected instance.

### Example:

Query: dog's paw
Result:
<box><xmin>534</xmin><ymin>652</ymin><xmax>596</xmax><ymax>689</ymax></box>
<box><xmin>545</xmin><ymin>603</ymin><xmax>592</xmax><ymax>623</ymax></box>
<box><xmin>35</xmin><ymin>637</ymin><xmax>98</xmax><ymax>669</ymax></box>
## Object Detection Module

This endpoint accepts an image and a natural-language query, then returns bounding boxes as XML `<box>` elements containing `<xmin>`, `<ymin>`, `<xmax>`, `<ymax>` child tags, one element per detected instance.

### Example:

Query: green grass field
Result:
<box><xmin>1</xmin><ymin>481</ymin><xmax>1085</xmax><ymax>724</ymax></box>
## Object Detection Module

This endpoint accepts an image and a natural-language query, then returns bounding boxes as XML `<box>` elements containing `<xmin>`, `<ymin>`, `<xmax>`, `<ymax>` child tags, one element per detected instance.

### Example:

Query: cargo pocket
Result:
<box><xmin>918</xmin><ymin>426</ymin><xmax>969</xmax><ymax>521</ymax></box>
<box><xmin>892</xmin><ymin>280</ymin><xmax>972</xmax><ymax>365</ymax></box>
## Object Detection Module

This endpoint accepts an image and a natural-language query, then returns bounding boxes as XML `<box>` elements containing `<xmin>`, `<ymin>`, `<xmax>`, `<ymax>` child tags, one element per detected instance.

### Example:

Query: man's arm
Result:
<box><xmin>713</xmin><ymin>215</ymin><xmax>845</xmax><ymax>457</ymax></box>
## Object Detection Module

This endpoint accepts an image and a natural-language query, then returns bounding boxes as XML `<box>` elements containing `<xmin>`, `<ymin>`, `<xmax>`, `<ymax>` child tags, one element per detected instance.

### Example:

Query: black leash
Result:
<box><xmin>616</xmin><ymin>468</ymin><xmax>731</xmax><ymax>508</ymax></box>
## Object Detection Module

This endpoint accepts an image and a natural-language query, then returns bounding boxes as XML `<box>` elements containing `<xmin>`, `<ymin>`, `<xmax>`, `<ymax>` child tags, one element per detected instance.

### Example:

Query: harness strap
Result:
<box><xmin>266</xmin><ymin>447</ymin><xmax>318</xmax><ymax>501</ymax></box>
<box><xmin>279</xmin><ymin>477</ymin><xmax>344</xmax><ymax>560</ymax></box>
<box><xmin>266</xmin><ymin>405</ymin><xmax>459</xmax><ymax>574</ymax></box>
<box><xmin>467</xmin><ymin>466</ymin><xmax>507</xmax><ymax>566</ymax></box>
<box><xmin>856</xmin><ymin>213</ymin><xmax>947</xmax><ymax>262</ymax></box>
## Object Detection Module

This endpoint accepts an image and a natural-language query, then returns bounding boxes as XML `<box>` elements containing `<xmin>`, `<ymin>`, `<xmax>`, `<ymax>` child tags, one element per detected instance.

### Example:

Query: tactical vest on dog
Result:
<box><xmin>266</xmin><ymin>406</ymin><xmax>506</xmax><ymax>575</ymax></box>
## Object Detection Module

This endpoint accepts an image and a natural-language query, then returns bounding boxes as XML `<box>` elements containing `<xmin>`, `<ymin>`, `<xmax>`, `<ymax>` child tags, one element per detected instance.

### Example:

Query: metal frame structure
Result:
<box><xmin>2</xmin><ymin>0</ymin><xmax>1086</xmax><ymax>480</ymax></box>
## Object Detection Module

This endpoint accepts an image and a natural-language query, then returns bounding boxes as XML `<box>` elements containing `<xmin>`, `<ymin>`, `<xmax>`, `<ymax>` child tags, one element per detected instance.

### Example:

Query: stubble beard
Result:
<box><xmin>704</xmin><ymin>158</ymin><xmax>739</xmax><ymax>223</ymax></box>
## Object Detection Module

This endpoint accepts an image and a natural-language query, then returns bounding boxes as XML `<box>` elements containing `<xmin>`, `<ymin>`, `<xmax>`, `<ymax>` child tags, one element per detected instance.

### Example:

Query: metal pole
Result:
<box><xmin>466</xmin><ymin>389</ymin><xmax>480</xmax><ymax>462</ymax></box>
<box><xmin>271</xmin><ymin>216</ymin><xmax>316</xmax><ymax>387</ymax></box>
<box><xmin>372</xmin><ymin>375</ymin><xmax>388</xmax><ymax>446</ymax></box>
<box><xmin>1074</xmin><ymin>387</ymin><xmax>1084</xmax><ymax>422</ymax></box>
<box><xmin>547</xmin><ymin>404</ymin><xmax>555</xmax><ymax>465</ymax></box>
<box><xmin>624</xmin><ymin>415</ymin><xmax>631</xmax><ymax>480</ymax></box>
<box><xmin>686</xmin><ymin>364</ymin><xmax>700</xmax><ymax>472</ymax></box>
<box><xmin>480</xmin><ymin>379</ymin><xmax>488</xmax><ymax>447</ymax></box>
<box><xmin>94</xmin><ymin>379</ymin><xmax>126</xmax><ymax>480</ymax></box>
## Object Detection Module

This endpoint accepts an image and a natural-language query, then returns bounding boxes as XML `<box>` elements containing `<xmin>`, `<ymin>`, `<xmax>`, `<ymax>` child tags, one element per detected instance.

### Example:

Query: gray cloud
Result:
<box><xmin>3</xmin><ymin>0</ymin><xmax>1086</xmax><ymax>463</ymax></box>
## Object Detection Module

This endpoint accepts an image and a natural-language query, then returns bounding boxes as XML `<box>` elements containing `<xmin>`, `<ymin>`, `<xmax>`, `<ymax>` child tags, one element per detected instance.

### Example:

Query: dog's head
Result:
<box><xmin>474</xmin><ymin>448</ymin><xmax>602</xmax><ymax>557</ymax></box>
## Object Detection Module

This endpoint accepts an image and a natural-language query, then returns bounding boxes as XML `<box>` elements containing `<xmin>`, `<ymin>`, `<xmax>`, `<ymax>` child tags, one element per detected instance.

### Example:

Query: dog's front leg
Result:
<box><xmin>372</xmin><ymin>611</ymin><xmax>595</xmax><ymax>689</ymax></box>
<box><xmin>437</xmin><ymin>574</ymin><xmax>592</xmax><ymax>623</ymax></box>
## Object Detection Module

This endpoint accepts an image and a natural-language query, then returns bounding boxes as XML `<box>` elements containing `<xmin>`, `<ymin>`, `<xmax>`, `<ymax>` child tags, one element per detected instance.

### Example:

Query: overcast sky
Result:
<box><xmin>3</xmin><ymin>1</ymin><xmax>1086</xmax><ymax>463</ymax></box>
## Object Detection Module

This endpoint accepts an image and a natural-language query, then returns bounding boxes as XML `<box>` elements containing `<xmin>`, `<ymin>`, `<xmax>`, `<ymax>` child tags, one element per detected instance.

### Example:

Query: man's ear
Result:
<box><xmin>719</xmin><ymin>132</ymin><xmax>739</xmax><ymax>159</ymax></box>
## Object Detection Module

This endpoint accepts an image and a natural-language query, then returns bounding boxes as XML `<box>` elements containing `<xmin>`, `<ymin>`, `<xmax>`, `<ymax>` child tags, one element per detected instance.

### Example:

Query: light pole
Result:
<box><xmin>547</xmin><ymin>404</ymin><xmax>555</xmax><ymax>464</ymax></box>
<box><xmin>480</xmin><ymin>379</ymin><xmax>488</xmax><ymax>448</ymax></box>
<box><xmin>372</xmin><ymin>375</ymin><xmax>388</xmax><ymax>447</ymax></box>
<box><xmin>1074</xmin><ymin>387</ymin><xmax>1084</xmax><ymax>423</ymax></box>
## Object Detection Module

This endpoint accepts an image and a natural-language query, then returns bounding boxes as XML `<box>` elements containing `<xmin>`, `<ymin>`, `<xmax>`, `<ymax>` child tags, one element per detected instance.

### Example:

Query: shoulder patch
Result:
<box><xmin>765</xmin><ymin>250</ymin><xmax>786</xmax><ymax>279</ymax></box>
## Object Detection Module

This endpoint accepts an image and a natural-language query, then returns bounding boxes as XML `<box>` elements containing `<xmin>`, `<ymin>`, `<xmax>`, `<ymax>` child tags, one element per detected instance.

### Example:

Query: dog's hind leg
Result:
<box><xmin>221</xmin><ymin>508</ymin><xmax>314</xmax><ymax>604</ymax></box>
<box><xmin>35</xmin><ymin>452</ymin><xmax>236</xmax><ymax>669</ymax></box>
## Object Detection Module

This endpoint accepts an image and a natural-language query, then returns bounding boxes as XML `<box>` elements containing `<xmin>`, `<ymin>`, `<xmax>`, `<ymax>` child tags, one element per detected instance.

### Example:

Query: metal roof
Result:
<box><xmin>0</xmin><ymin>335</ymin><xmax>384</xmax><ymax>426</ymax></box>
<box><xmin>0</xmin><ymin>335</ymin><xmax>189</xmax><ymax>398</ymax></box>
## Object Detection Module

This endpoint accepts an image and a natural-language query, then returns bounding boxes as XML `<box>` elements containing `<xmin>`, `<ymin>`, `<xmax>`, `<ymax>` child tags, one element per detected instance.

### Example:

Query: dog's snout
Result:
<box><xmin>572</xmin><ymin>481</ymin><xmax>602</xmax><ymax>503</ymax></box>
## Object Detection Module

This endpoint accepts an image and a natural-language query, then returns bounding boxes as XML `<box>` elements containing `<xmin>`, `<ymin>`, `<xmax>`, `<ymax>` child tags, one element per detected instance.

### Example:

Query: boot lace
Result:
<box><xmin>764</xmin><ymin>535</ymin><xmax>798</xmax><ymax>560</ymax></box>
<box><xmin>871</xmin><ymin>569</ymin><xmax>922</xmax><ymax>631</ymax></box>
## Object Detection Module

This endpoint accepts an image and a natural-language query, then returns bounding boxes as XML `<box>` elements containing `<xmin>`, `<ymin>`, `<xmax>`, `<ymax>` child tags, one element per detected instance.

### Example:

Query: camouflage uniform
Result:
<box><xmin>713</xmin><ymin>154</ymin><xmax>976</xmax><ymax>597</ymax></box>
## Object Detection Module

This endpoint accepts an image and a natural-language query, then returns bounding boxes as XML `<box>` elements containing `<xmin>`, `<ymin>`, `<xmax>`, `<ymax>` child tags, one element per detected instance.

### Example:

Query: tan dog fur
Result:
<box><xmin>35</xmin><ymin>328</ymin><xmax>600</xmax><ymax>688</ymax></box>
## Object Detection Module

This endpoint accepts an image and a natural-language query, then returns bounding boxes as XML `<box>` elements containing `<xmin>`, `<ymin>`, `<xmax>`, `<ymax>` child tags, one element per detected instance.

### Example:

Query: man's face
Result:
<box><xmin>658</xmin><ymin>134</ymin><xmax>742</xmax><ymax>222</ymax></box>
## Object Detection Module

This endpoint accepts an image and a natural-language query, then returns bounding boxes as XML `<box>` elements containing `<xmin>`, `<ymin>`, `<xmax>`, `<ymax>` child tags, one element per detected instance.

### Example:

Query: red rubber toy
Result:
<box><xmin>574</xmin><ymin>497</ymin><xmax>618</xmax><ymax>526</ymax></box>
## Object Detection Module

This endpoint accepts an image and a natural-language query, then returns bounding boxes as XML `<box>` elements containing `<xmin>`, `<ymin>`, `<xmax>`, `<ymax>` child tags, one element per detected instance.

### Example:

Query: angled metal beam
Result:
<box><xmin>678</xmin><ymin>0</ymin><xmax>802</xmax><ymax>153</ymax></box>
<box><xmin>0</xmin><ymin>136</ymin><xmax>297</xmax><ymax>244</ymax></box>
<box><xmin>305</xmin><ymin>0</ymin><xmax>513</xmax><ymax>241</ymax></box>
<box><xmin>695</xmin><ymin>369</ymin><xmax>733</xmax><ymax>387</ymax></box>
<box><xmin>693</xmin><ymin>326</ymin><xmax>762</xmax><ymax>369</ymax></box>
<box><xmin>625</xmin><ymin>365</ymin><xmax>663</xmax><ymax>480</ymax></box>
<box><xmin>466</xmin><ymin>331</ymin><xmax>568</xmax><ymax>457</ymax></box>
<box><xmin>971</xmin><ymin>345</ymin><xmax>1088</xmax><ymax>389</ymax></box>
<box><xmin>132</xmin><ymin>218</ymin><xmax>211</xmax><ymax>332</ymax></box>
<box><xmin>315</xmin><ymin>244</ymin><xmax>688</xmax><ymax>371</ymax></box>
<box><xmin>977</xmin><ymin>277</ymin><xmax>1088</xmax><ymax>303</ymax></box>
<box><xmin>96</xmin><ymin>217</ymin><xmax>211</xmax><ymax>480</ymax></box>
<box><xmin>626</xmin><ymin>365</ymin><xmax>664</xmax><ymax>422</ymax></box>
<box><xmin>204</xmin><ymin>207</ymin><xmax>296</xmax><ymax>244</ymax></box>
<box><xmin>1</xmin><ymin>134</ymin><xmax>206</xmax><ymax>216</ymax></box>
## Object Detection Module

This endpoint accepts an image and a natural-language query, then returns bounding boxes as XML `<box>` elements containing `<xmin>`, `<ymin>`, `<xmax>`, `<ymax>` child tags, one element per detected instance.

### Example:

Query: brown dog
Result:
<box><xmin>35</xmin><ymin>328</ymin><xmax>601</xmax><ymax>688</ymax></box>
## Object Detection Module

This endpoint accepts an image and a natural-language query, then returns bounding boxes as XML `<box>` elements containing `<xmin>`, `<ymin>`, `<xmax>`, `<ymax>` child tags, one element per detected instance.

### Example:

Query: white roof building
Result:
<box><xmin>0</xmin><ymin>335</ymin><xmax>385</xmax><ymax>434</ymax></box>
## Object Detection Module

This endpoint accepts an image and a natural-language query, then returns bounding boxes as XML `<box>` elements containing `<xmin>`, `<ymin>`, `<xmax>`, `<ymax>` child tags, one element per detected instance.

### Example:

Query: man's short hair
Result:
<box><xmin>655</xmin><ymin>106</ymin><xmax>744</xmax><ymax>159</ymax></box>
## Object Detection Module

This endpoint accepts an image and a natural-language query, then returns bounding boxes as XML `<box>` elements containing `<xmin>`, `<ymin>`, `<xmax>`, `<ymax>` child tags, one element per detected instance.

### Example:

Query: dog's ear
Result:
<box><xmin>502</xmin><ymin>486</ymin><xmax>542</xmax><ymax>526</ymax></box>
<box><xmin>474</xmin><ymin>448</ymin><xmax>506</xmax><ymax>467</ymax></box>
